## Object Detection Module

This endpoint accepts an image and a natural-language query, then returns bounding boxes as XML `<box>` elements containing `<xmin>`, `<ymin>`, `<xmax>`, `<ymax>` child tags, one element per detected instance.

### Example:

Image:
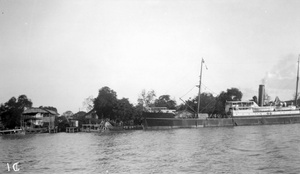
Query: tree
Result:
<box><xmin>180</xmin><ymin>93</ymin><xmax>216</xmax><ymax>116</ymax></box>
<box><xmin>94</xmin><ymin>86</ymin><xmax>118</xmax><ymax>119</ymax></box>
<box><xmin>154</xmin><ymin>95</ymin><xmax>177</xmax><ymax>109</ymax></box>
<box><xmin>56</xmin><ymin>116</ymin><xmax>70</xmax><ymax>132</ymax></box>
<box><xmin>115</xmin><ymin>98</ymin><xmax>135</xmax><ymax>121</ymax></box>
<box><xmin>82</xmin><ymin>96</ymin><xmax>94</xmax><ymax>112</ymax></box>
<box><xmin>213</xmin><ymin>91</ymin><xmax>227</xmax><ymax>116</ymax></box>
<box><xmin>133</xmin><ymin>103</ymin><xmax>143</xmax><ymax>118</ymax></box>
<box><xmin>39</xmin><ymin>106</ymin><xmax>58</xmax><ymax>113</ymax></box>
<box><xmin>213</xmin><ymin>88</ymin><xmax>243</xmax><ymax>116</ymax></box>
<box><xmin>226</xmin><ymin>88</ymin><xmax>243</xmax><ymax>101</ymax></box>
<box><xmin>197</xmin><ymin>93</ymin><xmax>216</xmax><ymax>115</ymax></box>
<box><xmin>137</xmin><ymin>89</ymin><xmax>156</xmax><ymax>109</ymax></box>
<box><xmin>0</xmin><ymin>95</ymin><xmax>32</xmax><ymax>129</ymax></box>
<box><xmin>252</xmin><ymin>96</ymin><xmax>258</xmax><ymax>104</ymax></box>
<box><xmin>62</xmin><ymin>110</ymin><xmax>74</xmax><ymax>118</ymax></box>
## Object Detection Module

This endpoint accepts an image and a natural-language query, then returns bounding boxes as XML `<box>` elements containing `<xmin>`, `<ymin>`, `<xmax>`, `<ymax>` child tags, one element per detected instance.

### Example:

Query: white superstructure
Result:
<box><xmin>225</xmin><ymin>101</ymin><xmax>299</xmax><ymax>117</ymax></box>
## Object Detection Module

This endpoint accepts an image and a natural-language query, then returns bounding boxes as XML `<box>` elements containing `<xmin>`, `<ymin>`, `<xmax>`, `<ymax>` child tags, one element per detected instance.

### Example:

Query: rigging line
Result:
<box><xmin>179</xmin><ymin>98</ymin><xmax>196</xmax><ymax>113</ymax></box>
<box><xmin>164</xmin><ymin>67</ymin><xmax>196</xmax><ymax>94</ymax></box>
<box><xmin>201</xmin><ymin>83</ymin><xmax>219</xmax><ymax>96</ymax></box>
<box><xmin>179</xmin><ymin>85</ymin><xmax>196</xmax><ymax>99</ymax></box>
<box><xmin>165</xmin><ymin>60</ymin><xmax>204</xmax><ymax>95</ymax></box>
<box><xmin>200</xmin><ymin>94</ymin><xmax>225</xmax><ymax>114</ymax></box>
<box><xmin>198</xmin><ymin>93</ymin><xmax>218</xmax><ymax>113</ymax></box>
<box><xmin>200</xmin><ymin>100</ymin><xmax>215</xmax><ymax>113</ymax></box>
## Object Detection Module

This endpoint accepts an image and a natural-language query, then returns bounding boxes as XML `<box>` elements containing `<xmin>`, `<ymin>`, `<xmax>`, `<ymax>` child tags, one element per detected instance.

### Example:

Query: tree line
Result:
<box><xmin>93</xmin><ymin>86</ymin><xmax>244</xmax><ymax>120</ymax></box>
<box><xmin>0</xmin><ymin>86</ymin><xmax>244</xmax><ymax>129</ymax></box>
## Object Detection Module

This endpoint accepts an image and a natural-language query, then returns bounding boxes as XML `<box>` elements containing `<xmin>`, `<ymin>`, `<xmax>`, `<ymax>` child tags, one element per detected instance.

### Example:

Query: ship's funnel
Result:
<box><xmin>258</xmin><ymin>85</ymin><xmax>265</xmax><ymax>106</ymax></box>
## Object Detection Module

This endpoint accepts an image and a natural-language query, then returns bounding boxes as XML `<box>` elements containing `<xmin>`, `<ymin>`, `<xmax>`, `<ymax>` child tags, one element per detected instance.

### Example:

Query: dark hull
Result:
<box><xmin>143</xmin><ymin>112</ymin><xmax>175</xmax><ymax>118</ymax></box>
<box><xmin>143</xmin><ymin>114</ymin><xmax>300</xmax><ymax>129</ymax></box>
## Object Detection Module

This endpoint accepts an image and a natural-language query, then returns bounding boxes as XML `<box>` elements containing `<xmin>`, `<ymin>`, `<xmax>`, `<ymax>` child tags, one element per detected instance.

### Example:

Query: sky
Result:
<box><xmin>1</xmin><ymin>0</ymin><xmax>300</xmax><ymax>114</ymax></box>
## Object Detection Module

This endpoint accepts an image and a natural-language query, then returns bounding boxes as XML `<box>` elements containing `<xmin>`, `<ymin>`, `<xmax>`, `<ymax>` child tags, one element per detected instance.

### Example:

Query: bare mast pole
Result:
<box><xmin>295</xmin><ymin>55</ymin><xmax>300</xmax><ymax>106</ymax></box>
<box><xmin>197</xmin><ymin>58</ymin><xmax>204</xmax><ymax>118</ymax></box>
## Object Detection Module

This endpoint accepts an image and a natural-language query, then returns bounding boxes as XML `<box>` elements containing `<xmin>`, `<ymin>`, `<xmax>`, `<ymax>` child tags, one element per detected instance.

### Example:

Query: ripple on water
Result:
<box><xmin>1</xmin><ymin>125</ymin><xmax>300</xmax><ymax>173</ymax></box>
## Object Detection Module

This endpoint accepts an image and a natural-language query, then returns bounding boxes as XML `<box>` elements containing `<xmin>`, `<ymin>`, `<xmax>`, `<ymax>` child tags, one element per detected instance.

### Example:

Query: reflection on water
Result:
<box><xmin>1</xmin><ymin>124</ymin><xmax>300</xmax><ymax>173</ymax></box>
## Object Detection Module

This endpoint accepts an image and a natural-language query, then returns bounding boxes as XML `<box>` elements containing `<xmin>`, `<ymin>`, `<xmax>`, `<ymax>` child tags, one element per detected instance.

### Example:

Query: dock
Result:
<box><xmin>81</xmin><ymin>124</ymin><xmax>143</xmax><ymax>132</ymax></box>
<box><xmin>81</xmin><ymin>124</ymin><xmax>102</xmax><ymax>132</ymax></box>
<box><xmin>24</xmin><ymin>127</ymin><xmax>58</xmax><ymax>134</ymax></box>
<box><xmin>0</xmin><ymin>129</ymin><xmax>25</xmax><ymax>135</ymax></box>
<box><xmin>49</xmin><ymin>127</ymin><xmax>58</xmax><ymax>133</ymax></box>
<box><xmin>123</xmin><ymin>125</ymin><xmax>143</xmax><ymax>130</ymax></box>
<box><xmin>66</xmin><ymin>127</ymin><xmax>79</xmax><ymax>133</ymax></box>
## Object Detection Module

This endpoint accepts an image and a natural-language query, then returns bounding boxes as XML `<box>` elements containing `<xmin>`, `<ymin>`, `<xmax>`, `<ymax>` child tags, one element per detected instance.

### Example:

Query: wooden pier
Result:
<box><xmin>0</xmin><ymin>129</ymin><xmax>25</xmax><ymax>135</ymax></box>
<box><xmin>123</xmin><ymin>125</ymin><xmax>143</xmax><ymax>130</ymax></box>
<box><xmin>81</xmin><ymin>124</ymin><xmax>143</xmax><ymax>132</ymax></box>
<box><xmin>66</xmin><ymin>127</ymin><xmax>79</xmax><ymax>133</ymax></box>
<box><xmin>81</xmin><ymin>124</ymin><xmax>102</xmax><ymax>132</ymax></box>
<box><xmin>24</xmin><ymin>127</ymin><xmax>58</xmax><ymax>134</ymax></box>
<box><xmin>25</xmin><ymin>128</ymin><xmax>47</xmax><ymax>134</ymax></box>
<box><xmin>49</xmin><ymin>127</ymin><xmax>58</xmax><ymax>133</ymax></box>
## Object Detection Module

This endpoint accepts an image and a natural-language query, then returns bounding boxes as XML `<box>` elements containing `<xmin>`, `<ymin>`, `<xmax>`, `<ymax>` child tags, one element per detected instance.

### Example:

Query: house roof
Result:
<box><xmin>72</xmin><ymin>111</ymin><xmax>87</xmax><ymax>119</ymax></box>
<box><xmin>43</xmin><ymin>108</ymin><xmax>59</xmax><ymax>115</ymax></box>
<box><xmin>176</xmin><ymin>110</ymin><xmax>194</xmax><ymax>114</ymax></box>
<box><xmin>83</xmin><ymin>109</ymin><xmax>99</xmax><ymax>118</ymax></box>
<box><xmin>83</xmin><ymin>109</ymin><xmax>95</xmax><ymax>116</ymax></box>
<box><xmin>23</xmin><ymin>108</ymin><xmax>59</xmax><ymax>115</ymax></box>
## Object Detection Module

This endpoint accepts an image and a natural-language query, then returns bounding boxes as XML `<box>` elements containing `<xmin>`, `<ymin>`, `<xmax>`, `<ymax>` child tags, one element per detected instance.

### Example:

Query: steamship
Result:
<box><xmin>142</xmin><ymin>57</ymin><xmax>300</xmax><ymax>129</ymax></box>
<box><xmin>143</xmin><ymin>85</ymin><xmax>300</xmax><ymax>129</ymax></box>
<box><xmin>225</xmin><ymin>84</ymin><xmax>300</xmax><ymax>126</ymax></box>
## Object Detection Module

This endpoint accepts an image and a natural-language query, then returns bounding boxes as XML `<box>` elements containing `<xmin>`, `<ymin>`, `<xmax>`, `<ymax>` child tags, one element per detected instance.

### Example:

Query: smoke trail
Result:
<box><xmin>262</xmin><ymin>54</ymin><xmax>297</xmax><ymax>90</ymax></box>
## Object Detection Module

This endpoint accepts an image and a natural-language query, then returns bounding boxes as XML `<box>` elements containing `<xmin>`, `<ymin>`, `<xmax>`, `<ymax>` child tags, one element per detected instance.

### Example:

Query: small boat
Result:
<box><xmin>81</xmin><ymin>121</ymin><xmax>124</xmax><ymax>133</ymax></box>
<box><xmin>100</xmin><ymin>121</ymin><xmax>123</xmax><ymax>132</ymax></box>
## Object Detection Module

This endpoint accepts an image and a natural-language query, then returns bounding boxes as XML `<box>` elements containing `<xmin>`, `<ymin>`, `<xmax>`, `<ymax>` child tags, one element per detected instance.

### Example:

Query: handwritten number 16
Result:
<box><xmin>7</xmin><ymin>162</ymin><xmax>20</xmax><ymax>172</ymax></box>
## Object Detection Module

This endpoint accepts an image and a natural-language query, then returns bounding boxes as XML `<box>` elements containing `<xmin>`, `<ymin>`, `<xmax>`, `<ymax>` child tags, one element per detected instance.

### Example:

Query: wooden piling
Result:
<box><xmin>66</xmin><ymin>127</ymin><xmax>78</xmax><ymax>133</ymax></box>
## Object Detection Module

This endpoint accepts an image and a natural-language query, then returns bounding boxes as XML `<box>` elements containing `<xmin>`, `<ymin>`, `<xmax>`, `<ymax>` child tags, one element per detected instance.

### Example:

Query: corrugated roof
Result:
<box><xmin>23</xmin><ymin>108</ymin><xmax>48</xmax><ymax>114</ymax></box>
<box><xmin>23</xmin><ymin>108</ymin><xmax>59</xmax><ymax>115</ymax></box>
<box><xmin>43</xmin><ymin>108</ymin><xmax>59</xmax><ymax>115</ymax></box>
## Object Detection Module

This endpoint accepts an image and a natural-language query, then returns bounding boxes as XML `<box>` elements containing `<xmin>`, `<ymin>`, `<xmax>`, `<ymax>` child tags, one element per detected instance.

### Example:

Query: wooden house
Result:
<box><xmin>22</xmin><ymin>108</ymin><xmax>59</xmax><ymax>129</ymax></box>
<box><xmin>84</xmin><ymin>110</ymin><xmax>99</xmax><ymax>119</ymax></box>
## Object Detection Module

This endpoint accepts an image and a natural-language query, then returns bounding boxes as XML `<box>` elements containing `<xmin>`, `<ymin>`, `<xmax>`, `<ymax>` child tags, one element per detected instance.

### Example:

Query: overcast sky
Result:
<box><xmin>1</xmin><ymin>0</ymin><xmax>300</xmax><ymax>114</ymax></box>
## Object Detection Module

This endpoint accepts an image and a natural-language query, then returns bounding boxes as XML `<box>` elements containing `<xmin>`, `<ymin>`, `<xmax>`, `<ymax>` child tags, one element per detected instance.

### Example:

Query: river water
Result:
<box><xmin>1</xmin><ymin>124</ymin><xmax>300</xmax><ymax>174</ymax></box>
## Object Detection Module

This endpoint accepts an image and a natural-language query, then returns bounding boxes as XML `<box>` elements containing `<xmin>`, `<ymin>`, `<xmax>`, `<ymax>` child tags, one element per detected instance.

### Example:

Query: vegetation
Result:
<box><xmin>93</xmin><ymin>86</ymin><xmax>118</xmax><ymax>120</ymax></box>
<box><xmin>179</xmin><ymin>88</ymin><xmax>243</xmax><ymax>117</ymax></box>
<box><xmin>93</xmin><ymin>86</ymin><xmax>140</xmax><ymax>122</ymax></box>
<box><xmin>154</xmin><ymin>95</ymin><xmax>177</xmax><ymax>109</ymax></box>
<box><xmin>82</xmin><ymin>96</ymin><xmax>94</xmax><ymax>112</ymax></box>
<box><xmin>61</xmin><ymin>110</ymin><xmax>74</xmax><ymax>118</ymax></box>
<box><xmin>213</xmin><ymin>88</ymin><xmax>243</xmax><ymax>116</ymax></box>
<box><xmin>137</xmin><ymin>89</ymin><xmax>156</xmax><ymax>109</ymax></box>
<box><xmin>39</xmin><ymin>106</ymin><xmax>58</xmax><ymax>112</ymax></box>
<box><xmin>0</xmin><ymin>86</ymin><xmax>244</xmax><ymax>129</ymax></box>
<box><xmin>0</xmin><ymin>95</ymin><xmax>32</xmax><ymax>129</ymax></box>
<box><xmin>55</xmin><ymin>116</ymin><xmax>70</xmax><ymax>132</ymax></box>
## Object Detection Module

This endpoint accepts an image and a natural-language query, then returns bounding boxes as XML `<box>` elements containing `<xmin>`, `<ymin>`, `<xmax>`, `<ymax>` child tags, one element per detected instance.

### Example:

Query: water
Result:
<box><xmin>1</xmin><ymin>124</ymin><xmax>300</xmax><ymax>174</ymax></box>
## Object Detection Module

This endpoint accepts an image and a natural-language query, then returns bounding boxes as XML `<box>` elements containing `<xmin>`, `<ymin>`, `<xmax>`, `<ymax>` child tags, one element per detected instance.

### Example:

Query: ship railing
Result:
<box><xmin>233</xmin><ymin>109</ymin><xmax>300</xmax><ymax>117</ymax></box>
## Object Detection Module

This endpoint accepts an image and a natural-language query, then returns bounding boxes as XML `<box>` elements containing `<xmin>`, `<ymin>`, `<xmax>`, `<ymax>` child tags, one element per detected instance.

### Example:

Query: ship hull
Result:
<box><xmin>233</xmin><ymin>115</ymin><xmax>300</xmax><ymax>126</ymax></box>
<box><xmin>143</xmin><ymin>114</ymin><xmax>300</xmax><ymax>129</ymax></box>
<box><xmin>143</xmin><ymin>118</ymin><xmax>234</xmax><ymax>129</ymax></box>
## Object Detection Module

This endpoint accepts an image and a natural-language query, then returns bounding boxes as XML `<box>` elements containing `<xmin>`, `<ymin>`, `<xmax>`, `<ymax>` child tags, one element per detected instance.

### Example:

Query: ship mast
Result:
<box><xmin>197</xmin><ymin>58</ymin><xmax>204</xmax><ymax>118</ymax></box>
<box><xmin>295</xmin><ymin>55</ymin><xmax>300</xmax><ymax>106</ymax></box>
